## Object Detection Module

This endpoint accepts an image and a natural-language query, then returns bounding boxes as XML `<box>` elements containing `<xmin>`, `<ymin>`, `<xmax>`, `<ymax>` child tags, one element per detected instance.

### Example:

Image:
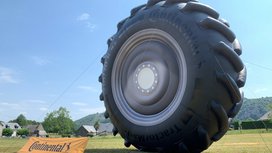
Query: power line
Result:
<box><xmin>245</xmin><ymin>60</ymin><xmax>272</xmax><ymax>72</ymax></box>
<box><xmin>41</xmin><ymin>51</ymin><xmax>104</xmax><ymax>118</ymax></box>
<box><xmin>2</xmin><ymin>51</ymin><xmax>104</xmax><ymax>153</ymax></box>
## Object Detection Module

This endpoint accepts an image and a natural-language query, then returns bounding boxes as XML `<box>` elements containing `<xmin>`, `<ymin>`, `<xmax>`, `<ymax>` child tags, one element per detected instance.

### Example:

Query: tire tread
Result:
<box><xmin>233</xmin><ymin>39</ymin><xmax>242</xmax><ymax>55</ymax></box>
<box><xmin>214</xmin><ymin>41</ymin><xmax>244</xmax><ymax>72</ymax></box>
<box><xmin>196</xmin><ymin>126</ymin><xmax>211</xmax><ymax>150</ymax></box>
<box><xmin>237</xmin><ymin>67</ymin><xmax>247</xmax><ymax>87</ymax></box>
<box><xmin>104</xmin><ymin>111</ymin><xmax>109</xmax><ymax>119</ymax></box>
<box><xmin>228</xmin><ymin>90</ymin><xmax>244</xmax><ymax>118</ymax></box>
<box><xmin>216</xmin><ymin>72</ymin><xmax>241</xmax><ymax>103</ymax></box>
<box><xmin>200</xmin><ymin>17</ymin><xmax>236</xmax><ymax>42</ymax></box>
<box><xmin>98</xmin><ymin>74</ymin><xmax>102</xmax><ymax>83</ymax></box>
<box><xmin>117</xmin><ymin>18</ymin><xmax>128</xmax><ymax>31</ymax></box>
<box><xmin>165</xmin><ymin>0</ymin><xmax>190</xmax><ymax>5</ymax></box>
<box><xmin>131</xmin><ymin>4</ymin><xmax>146</xmax><ymax>17</ymax></box>
<box><xmin>112</xmin><ymin>127</ymin><xmax>119</xmax><ymax>136</ymax></box>
<box><xmin>183</xmin><ymin>2</ymin><xmax>219</xmax><ymax>19</ymax></box>
<box><xmin>211</xmin><ymin>101</ymin><xmax>229</xmax><ymax>141</ymax></box>
<box><xmin>99</xmin><ymin>93</ymin><xmax>104</xmax><ymax>101</ymax></box>
<box><xmin>147</xmin><ymin>0</ymin><xmax>164</xmax><ymax>8</ymax></box>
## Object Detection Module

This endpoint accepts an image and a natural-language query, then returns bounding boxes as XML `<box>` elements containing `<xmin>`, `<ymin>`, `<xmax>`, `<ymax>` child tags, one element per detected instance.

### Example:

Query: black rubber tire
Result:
<box><xmin>99</xmin><ymin>0</ymin><xmax>246</xmax><ymax>152</ymax></box>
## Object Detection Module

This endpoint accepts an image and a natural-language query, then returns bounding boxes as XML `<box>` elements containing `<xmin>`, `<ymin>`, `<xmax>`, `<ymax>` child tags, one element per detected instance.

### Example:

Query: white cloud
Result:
<box><xmin>0</xmin><ymin>99</ymin><xmax>51</xmax><ymax>122</ymax></box>
<box><xmin>45</xmin><ymin>94</ymin><xmax>58</xmax><ymax>97</ymax></box>
<box><xmin>39</xmin><ymin>107</ymin><xmax>48</xmax><ymax>111</ymax></box>
<box><xmin>86</xmin><ymin>22</ymin><xmax>96</xmax><ymax>32</ymax></box>
<box><xmin>0</xmin><ymin>102</ymin><xmax>19</xmax><ymax>107</ymax></box>
<box><xmin>243</xmin><ymin>86</ymin><xmax>272</xmax><ymax>98</ymax></box>
<box><xmin>72</xmin><ymin>102</ymin><xmax>88</xmax><ymax>106</ymax></box>
<box><xmin>19</xmin><ymin>112</ymin><xmax>28</xmax><ymax>115</ymax></box>
<box><xmin>77</xmin><ymin>13</ymin><xmax>90</xmax><ymax>21</ymax></box>
<box><xmin>24</xmin><ymin>99</ymin><xmax>47</xmax><ymax>104</ymax></box>
<box><xmin>30</xmin><ymin>56</ymin><xmax>51</xmax><ymax>66</ymax></box>
<box><xmin>254</xmin><ymin>88</ymin><xmax>269</xmax><ymax>94</ymax></box>
<box><xmin>77</xmin><ymin>13</ymin><xmax>96</xmax><ymax>32</ymax></box>
<box><xmin>78</xmin><ymin>107</ymin><xmax>105</xmax><ymax>114</ymax></box>
<box><xmin>70</xmin><ymin>106</ymin><xmax>106</xmax><ymax>120</ymax></box>
<box><xmin>0</xmin><ymin>67</ymin><xmax>18</xmax><ymax>84</ymax></box>
<box><xmin>78</xmin><ymin>85</ymin><xmax>99</xmax><ymax>93</ymax></box>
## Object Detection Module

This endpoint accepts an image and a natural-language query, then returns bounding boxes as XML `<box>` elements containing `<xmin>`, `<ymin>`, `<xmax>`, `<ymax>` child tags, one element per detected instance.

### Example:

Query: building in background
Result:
<box><xmin>97</xmin><ymin>123</ymin><xmax>113</xmax><ymax>136</ymax></box>
<box><xmin>76</xmin><ymin>125</ymin><xmax>96</xmax><ymax>137</ymax></box>
<box><xmin>0</xmin><ymin>122</ymin><xmax>5</xmax><ymax>137</ymax></box>
<box><xmin>5</xmin><ymin>122</ymin><xmax>21</xmax><ymax>137</ymax></box>
<box><xmin>26</xmin><ymin>124</ymin><xmax>47</xmax><ymax>137</ymax></box>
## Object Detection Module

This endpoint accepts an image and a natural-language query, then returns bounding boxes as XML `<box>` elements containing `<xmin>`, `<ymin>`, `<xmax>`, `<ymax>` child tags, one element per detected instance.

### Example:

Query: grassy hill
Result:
<box><xmin>74</xmin><ymin>113</ymin><xmax>110</xmax><ymax>130</ymax></box>
<box><xmin>74</xmin><ymin>97</ymin><xmax>272</xmax><ymax>129</ymax></box>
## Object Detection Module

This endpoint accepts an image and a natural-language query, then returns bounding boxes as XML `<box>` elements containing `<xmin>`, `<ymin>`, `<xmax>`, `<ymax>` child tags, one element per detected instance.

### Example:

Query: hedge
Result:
<box><xmin>233</xmin><ymin>120</ymin><xmax>272</xmax><ymax>130</ymax></box>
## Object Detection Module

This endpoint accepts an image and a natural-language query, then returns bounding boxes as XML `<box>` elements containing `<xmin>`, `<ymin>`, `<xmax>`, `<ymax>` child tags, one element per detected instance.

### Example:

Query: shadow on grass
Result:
<box><xmin>84</xmin><ymin>149</ymin><xmax>152</xmax><ymax>153</ymax></box>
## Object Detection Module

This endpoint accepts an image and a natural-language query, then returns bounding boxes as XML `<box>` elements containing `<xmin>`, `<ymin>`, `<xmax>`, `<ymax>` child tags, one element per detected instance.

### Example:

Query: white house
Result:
<box><xmin>259</xmin><ymin>111</ymin><xmax>272</xmax><ymax>121</ymax></box>
<box><xmin>5</xmin><ymin>123</ymin><xmax>21</xmax><ymax>137</ymax></box>
<box><xmin>0</xmin><ymin>122</ymin><xmax>4</xmax><ymax>137</ymax></box>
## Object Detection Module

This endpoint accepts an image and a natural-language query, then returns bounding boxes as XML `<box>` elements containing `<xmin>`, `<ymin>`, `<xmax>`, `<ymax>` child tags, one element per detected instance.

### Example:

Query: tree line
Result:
<box><xmin>3</xmin><ymin>107</ymin><xmax>74</xmax><ymax>137</ymax></box>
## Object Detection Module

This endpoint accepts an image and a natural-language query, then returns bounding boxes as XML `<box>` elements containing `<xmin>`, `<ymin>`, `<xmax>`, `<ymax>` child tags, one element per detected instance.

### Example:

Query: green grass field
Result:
<box><xmin>1</xmin><ymin>130</ymin><xmax>272</xmax><ymax>153</ymax></box>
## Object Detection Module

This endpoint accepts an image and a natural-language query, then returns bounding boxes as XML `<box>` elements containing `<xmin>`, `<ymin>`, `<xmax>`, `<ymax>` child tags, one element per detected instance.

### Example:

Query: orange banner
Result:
<box><xmin>18</xmin><ymin>137</ymin><xmax>88</xmax><ymax>153</ymax></box>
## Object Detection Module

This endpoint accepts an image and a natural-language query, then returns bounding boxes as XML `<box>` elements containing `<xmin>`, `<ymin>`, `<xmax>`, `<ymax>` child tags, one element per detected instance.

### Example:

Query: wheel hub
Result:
<box><xmin>134</xmin><ymin>63</ymin><xmax>158</xmax><ymax>94</ymax></box>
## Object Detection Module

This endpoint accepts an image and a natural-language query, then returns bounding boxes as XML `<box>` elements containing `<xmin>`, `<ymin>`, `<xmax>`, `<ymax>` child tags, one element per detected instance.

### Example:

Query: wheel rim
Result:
<box><xmin>112</xmin><ymin>28</ymin><xmax>187</xmax><ymax>126</ymax></box>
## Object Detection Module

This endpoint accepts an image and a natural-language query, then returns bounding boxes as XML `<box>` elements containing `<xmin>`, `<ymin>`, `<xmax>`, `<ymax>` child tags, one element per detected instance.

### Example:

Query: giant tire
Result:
<box><xmin>99</xmin><ymin>0</ymin><xmax>247</xmax><ymax>152</ymax></box>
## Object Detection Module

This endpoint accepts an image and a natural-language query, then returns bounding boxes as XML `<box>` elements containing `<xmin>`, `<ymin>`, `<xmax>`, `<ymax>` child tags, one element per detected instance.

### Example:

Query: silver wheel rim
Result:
<box><xmin>112</xmin><ymin>28</ymin><xmax>187</xmax><ymax>126</ymax></box>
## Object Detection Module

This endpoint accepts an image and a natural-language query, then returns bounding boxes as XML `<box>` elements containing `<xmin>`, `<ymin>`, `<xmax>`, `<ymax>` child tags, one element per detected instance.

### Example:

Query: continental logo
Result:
<box><xmin>28</xmin><ymin>141</ymin><xmax>71</xmax><ymax>152</ymax></box>
<box><xmin>18</xmin><ymin>137</ymin><xmax>88</xmax><ymax>153</ymax></box>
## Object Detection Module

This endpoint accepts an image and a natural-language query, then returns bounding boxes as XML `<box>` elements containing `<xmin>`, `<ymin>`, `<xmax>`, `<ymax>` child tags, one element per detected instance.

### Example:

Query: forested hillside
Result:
<box><xmin>74</xmin><ymin>113</ymin><xmax>110</xmax><ymax>130</ymax></box>
<box><xmin>235</xmin><ymin>97</ymin><xmax>272</xmax><ymax>121</ymax></box>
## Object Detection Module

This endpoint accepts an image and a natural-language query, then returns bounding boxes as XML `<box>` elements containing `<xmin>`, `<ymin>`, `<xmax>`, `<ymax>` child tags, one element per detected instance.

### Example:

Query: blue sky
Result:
<box><xmin>0</xmin><ymin>1</ymin><xmax>271</xmax><ymax>122</ymax></box>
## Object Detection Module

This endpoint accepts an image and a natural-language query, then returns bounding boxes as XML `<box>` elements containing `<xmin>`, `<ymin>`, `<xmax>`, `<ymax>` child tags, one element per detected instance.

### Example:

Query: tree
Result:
<box><xmin>9</xmin><ymin>114</ymin><xmax>27</xmax><ymax>126</ymax></box>
<box><xmin>2</xmin><ymin>128</ymin><xmax>13</xmax><ymax>137</ymax></box>
<box><xmin>9</xmin><ymin>114</ymin><xmax>38</xmax><ymax>127</ymax></box>
<box><xmin>16</xmin><ymin>114</ymin><xmax>27</xmax><ymax>127</ymax></box>
<box><xmin>27</xmin><ymin>120</ymin><xmax>39</xmax><ymax>125</ymax></box>
<box><xmin>94</xmin><ymin>120</ymin><xmax>100</xmax><ymax>131</ymax></box>
<box><xmin>17</xmin><ymin>128</ymin><xmax>29</xmax><ymax>136</ymax></box>
<box><xmin>43</xmin><ymin>107</ymin><xmax>75</xmax><ymax>135</ymax></box>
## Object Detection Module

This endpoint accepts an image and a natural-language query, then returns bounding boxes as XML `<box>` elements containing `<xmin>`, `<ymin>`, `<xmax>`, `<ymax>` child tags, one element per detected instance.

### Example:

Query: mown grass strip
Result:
<box><xmin>0</xmin><ymin>130</ymin><xmax>272</xmax><ymax>153</ymax></box>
